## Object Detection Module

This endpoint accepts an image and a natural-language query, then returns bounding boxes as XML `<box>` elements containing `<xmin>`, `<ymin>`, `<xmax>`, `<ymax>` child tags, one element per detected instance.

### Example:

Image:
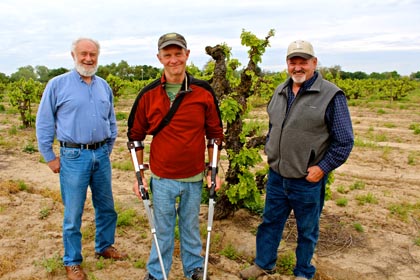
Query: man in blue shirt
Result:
<box><xmin>239</xmin><ymin>40</ymin><xmax>354</xmax><ymax>280</ymax></box>
<box><xmin>36</xmin><ymin>38</ymin><xmax>127</xmax><ymax>280</ymax></box>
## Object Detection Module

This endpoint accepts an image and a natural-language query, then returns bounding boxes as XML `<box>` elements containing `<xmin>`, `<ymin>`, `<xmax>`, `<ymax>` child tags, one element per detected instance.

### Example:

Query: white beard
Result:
<box><xmin>291</xmin><ymin>73</ymin><xmax>307</xmax><ymax>84</ymax></box>
<box><xmin>75</xmin><ymin>62</ymin><xmax>97</xmax><ymax>77</ymax></box>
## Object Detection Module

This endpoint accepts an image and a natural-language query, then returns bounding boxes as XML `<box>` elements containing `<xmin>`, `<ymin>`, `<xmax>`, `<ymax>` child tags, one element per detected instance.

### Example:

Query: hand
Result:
<box><xmin>132</xmin><ymin>177</ymin><xmax>148</xmax><ymax>200</ymax></box>
<box><xmin>306</xmin><ymin>165</ymin><xmax>324</xmax><ymax>183</ymax></box>
<box><xmin>47</xmin><ymin>157</ymin><xmax>60</xmax><ymax>173</ymax></box>
<box><xmin>206</xmin><ymin>174</ymin><xmax>222</xmax><ymax>191</ymax></box>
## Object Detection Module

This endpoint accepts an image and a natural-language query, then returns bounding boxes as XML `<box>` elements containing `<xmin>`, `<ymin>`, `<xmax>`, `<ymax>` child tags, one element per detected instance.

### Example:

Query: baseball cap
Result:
<box><xmin>158</xmin><ymin>32</ymin><xmax>187</xmax><ymax>50</ymax></box>
<box><xmin>286</xmin><ymin>40</ymin><xmax>315</xmax><ymax>59</ymax></box>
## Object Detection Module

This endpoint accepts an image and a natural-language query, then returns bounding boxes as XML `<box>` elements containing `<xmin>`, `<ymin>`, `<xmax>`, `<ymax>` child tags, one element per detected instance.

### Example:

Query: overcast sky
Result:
<box><xmin>1</xmin><ymin>0</ymin><xmax>419</xmax><ymax>76</ymax></box>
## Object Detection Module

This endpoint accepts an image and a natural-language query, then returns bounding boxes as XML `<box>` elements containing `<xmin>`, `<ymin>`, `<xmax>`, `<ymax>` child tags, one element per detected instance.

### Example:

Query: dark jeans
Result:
<box><xmin>255</xmin><ymin>168</ymin><xmax>326</xmax><ymax>279</ymax></box>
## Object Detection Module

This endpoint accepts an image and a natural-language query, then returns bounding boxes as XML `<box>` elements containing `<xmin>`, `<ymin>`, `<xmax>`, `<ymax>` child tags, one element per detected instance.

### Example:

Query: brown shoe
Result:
<box><xmin>65</xmin><ymin>265</ymin><xmax>87</xmax><ymax>280</ymax></box>
<box><xmin>95</xmin><ymin>246</ymin><xmax>128</xmax><ymax>260</ymax></box>
<box><xmin>239</xmin><ymin>264</ymin><xmax>275</xmax><ymax>280</ymax></box>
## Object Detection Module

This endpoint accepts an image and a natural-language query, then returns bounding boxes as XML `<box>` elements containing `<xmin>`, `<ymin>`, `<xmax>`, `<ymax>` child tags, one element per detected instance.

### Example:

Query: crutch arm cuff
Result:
<box><xmin>206</xmin><ymin>138</ymin><xmax>223</xmax><ymax>149</ymax></box>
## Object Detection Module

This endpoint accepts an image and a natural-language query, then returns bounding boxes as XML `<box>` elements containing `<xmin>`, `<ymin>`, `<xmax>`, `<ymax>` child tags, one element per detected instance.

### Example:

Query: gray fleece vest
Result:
<box><xmin>265</xmin><ymin>74</ymin><xmax>341</xmax><ymax>178</ymax></box>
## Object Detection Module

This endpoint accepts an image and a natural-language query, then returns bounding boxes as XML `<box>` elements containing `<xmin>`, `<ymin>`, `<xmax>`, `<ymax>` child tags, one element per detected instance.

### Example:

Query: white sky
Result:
<box><xmin>1</xmin><ymin>0</ymin><xmax>419</xmax><ymax>76</ymax></box>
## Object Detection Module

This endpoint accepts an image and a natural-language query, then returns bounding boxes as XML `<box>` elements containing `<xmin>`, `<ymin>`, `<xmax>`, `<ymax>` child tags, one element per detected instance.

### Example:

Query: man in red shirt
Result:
<box><xmin>127</xmin><ymin>32</ymin><xmax>223</xmax><ymax>280</ymax></box>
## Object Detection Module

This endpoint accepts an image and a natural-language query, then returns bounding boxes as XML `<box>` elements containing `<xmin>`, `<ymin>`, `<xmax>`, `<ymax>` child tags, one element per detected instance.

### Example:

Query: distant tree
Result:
<box><xmin>10</xmin><ymin>66</ymin><xmax>37</xmax><ymax>81</ymax></box>
<box><xmin>47</xmin><ymin>67</ymin><xmax>69</xmax><ymax>79</ymax></box>
<box><xmin>352</xmin><ymin>71</ymin><xmax>369</xmax><ymax>80</ymax></box>
<box><xmin>368</xmin><ymin>72</ymin><xmax>384</xmax><ymax>79</ymax></box>
<box><xmin>97</xmin><ymin>63</ymin><xmax>116</xmax><ymax>79</ymax></box>
<box><xmin>410</xmin><ymin>71</ymin><xmax>420</xmax><ymax>80</ymax></box>
<box><xmin>0</xmin><ymin>72</ymin><xmax>9</xmax><ymax>84</ymax></box>
<box><xmin>35</xmin><ymin>65</ymin><xmax>50</xmax><ymax>83</ymax></box>
<box><xmin>115</xmin><ymin>60</ymin><xmax>132</xmax><ymax>80</ymax></box>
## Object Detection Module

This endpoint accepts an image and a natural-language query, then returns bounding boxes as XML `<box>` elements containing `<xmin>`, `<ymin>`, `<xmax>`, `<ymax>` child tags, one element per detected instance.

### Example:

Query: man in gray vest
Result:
<box><xmin>239</xmin><ymin>40</ymin><xmax>354</xmax><ymax>280</ymax></box>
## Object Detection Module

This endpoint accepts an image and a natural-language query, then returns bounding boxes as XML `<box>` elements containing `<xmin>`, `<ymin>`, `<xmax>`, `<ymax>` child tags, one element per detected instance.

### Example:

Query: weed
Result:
<box><xmin>353</xmin><ymin>223</ymin><xmax>364</xmax><ymax>232</ymax></box>
<box><xmin>408</xmin><ymin>123</ymin><xmax>420</xmax><ymax>134</ymax></box>
<box><xmin>8</xmin><ymin>125</ymin><xmax>17</xmax><ymax>135</ymax></box>
<box><xmin>388</xmin><ymin>202</ymin><xmax>420</xmax><ymax>222</ymax></box>
<box><xmin>356</xmin><ymin>192</ymin><xmax>378</xmax><ymax>205</ymax></box>
<box><xmin>353</xmin><ymin>137</ymin><xmax>378</xmax><ymax>148</ymax></box>
<box><xmin>335</xmin><ymin>198</ymin><xmax>348</xmax><ymax>207</ymax></box>
<box><xmin>336</xmin><ymin>185</ymin><xmax>348</xmax><ymax>194</ymax></box>
<box><xmin>39</xmin><ymin>206</ymin><xmax>51</xmax><ymax>220</ymax></box>
<box><xmin>133</xmin><ymin>259</ymin><xmax>147</xmax><ymax>269</ymax></box>
<box><xmin>220</xmin><ymin>243</ymin><xmax>239</xmax><ymax>260</ymax></box>
<box><xmin>276</xmin><ymin>251</ymin><xmax>295</xmax><ymax>275</ymax></box>
<box><xmin>116</xmin><ymin>112</ymin><xmax>128</xmax><ymax>121</ymax></box>
<box><xmin>112</xmin><ymin>160</ymin><xmax>134</xmax><ymax>171</ymax></box>
<box><xmin>383</xmin><ymin>122</ymin><xmax>396</xmax><ymax>128</ymax></box>
<box><xmin>23</xmin><ymin>142</ymin><xmax>38</xmax><ymax>154</ymax></box>
<box><xmin>117</xmin><ymin>208</ymin><xmax>138</xmax><ymax>227</ymax></box>
<box><xmin>38</xmin><ymin>253</ymin><xmax>63</xmax><ymax>275</ymax></box>
<box><xmin>95</xmin><ymin>258</ymin><xmax>106</xmax><ymax>270</ymax></box>
<box><xmin>350</xmin><ymin>180</ymin><xmax>365</xmax><ymax>190</ymax></box>
<box><xmin>408</xmin><ymin>153</ymin><xmax>416</xmax><ymax>165</ymax></box>
<box><xmin>81</xmin><ymin>223</ymin><xmax>96</xmax><ymax>242</ymax></box>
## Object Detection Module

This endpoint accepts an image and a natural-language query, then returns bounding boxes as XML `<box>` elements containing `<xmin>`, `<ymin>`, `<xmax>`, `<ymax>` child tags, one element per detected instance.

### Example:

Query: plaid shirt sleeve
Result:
<box><xmin>318</xmin><ymin>92</ymin><xmax>354</xmax><ymax>174</ymax></box>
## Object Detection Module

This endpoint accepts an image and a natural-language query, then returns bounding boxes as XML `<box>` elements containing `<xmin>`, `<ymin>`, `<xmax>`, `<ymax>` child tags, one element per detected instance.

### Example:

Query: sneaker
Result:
<box><xmin>95</xmin><ymin>246</ymin><xmax>128</xmax><ymax>260</ymax></box>
<box><xmin>143</xmin><ymin>272</ymin><xmax>157</xmax><ymax>280</ymax></box>
<box><xmin>239</xmin><ymin>264</ymin><xmax>275</xmax><ymax>280</ymax></box>
<box><xmin>191</xmin><ymin>267</ymin><xmax>210</xmax><ymax>280</ymax></box>
<box><xmin>295</xmin><ymin>277</ymin><xmax>309</xmax><ymax>280</ymax></box>
<box><xmin>65</xmin><ymin>265</ymin><xmax>87</xmax><ymax>280</ymax></box>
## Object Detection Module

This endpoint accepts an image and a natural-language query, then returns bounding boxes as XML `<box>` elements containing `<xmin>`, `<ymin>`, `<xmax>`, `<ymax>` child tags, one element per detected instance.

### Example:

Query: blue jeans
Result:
<box><xmin>147</xmin><ymin>178</ymin><xmax>203</xmax><ymax>279</ymax></box>
<box><xmin>59</xmin><ymin>144</ymin><xmax>117</xmax><ymax>266</ymax></box>
<box><xmin>255</xmin><ymin>168</ymin><xmax>326</xmax><ymax>279</ymax></box>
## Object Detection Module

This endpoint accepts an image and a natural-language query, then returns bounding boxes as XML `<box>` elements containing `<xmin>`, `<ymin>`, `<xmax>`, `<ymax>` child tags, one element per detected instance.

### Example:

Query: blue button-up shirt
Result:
<box><xmin>36</xmin><ymin>69</ymin><xmax>117</xmax><ymax>162</ymax></box>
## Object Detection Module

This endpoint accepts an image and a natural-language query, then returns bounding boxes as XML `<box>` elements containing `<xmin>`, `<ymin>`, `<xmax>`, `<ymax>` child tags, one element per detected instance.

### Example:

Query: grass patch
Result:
<box><xmin>335</xmin><ymin>197</ymin><xmax>348</xmax><ymax>207</ymax></box>
<box><xmin>356</xmin><ymin>192</ymin><xmax>378</xmax><ymax>205</ymax></box>
<box><xmin>353</xmin><ymin>223</ymin><xmax>364</xmax><ymax>232</ymax></box>
<box><xmin>388</xmin><ymin>202</ymin><xmax>420</xmax><ymax>222</ymax></box>
<box><xmin>37</xmin><ymin>253</ymin><xmax>63</xmax><ymax>275</ymax></box>
<box><xmin>350</xmin><ymin>180</ymin><xmax>366</xmax><ymax>191</ymax></box>
<box><xmin>112</xmin><ymin>160</ymin><xmax>134</xmax><ymax>171</ymax></box>
<box><xmin>408</xmin><ymin>123</ymin><xmax>420</xmax><ymax>134</ymax></box>
<box><xmin>219</xmin><ymin>243</ymin><xmax>239</xmax><ymax>260</ymax></box>
<box><xmin>276</xmin><ymin>250</ymin><xmax>295</xmax><ymax>275</ymax></box>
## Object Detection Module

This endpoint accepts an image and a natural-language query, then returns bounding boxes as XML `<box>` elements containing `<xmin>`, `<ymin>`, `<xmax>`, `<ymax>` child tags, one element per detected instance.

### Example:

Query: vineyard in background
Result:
<box><xmin>0</xmin><ymin>64</ymin><xmax>418</xmax><ymax>129</ymax></box>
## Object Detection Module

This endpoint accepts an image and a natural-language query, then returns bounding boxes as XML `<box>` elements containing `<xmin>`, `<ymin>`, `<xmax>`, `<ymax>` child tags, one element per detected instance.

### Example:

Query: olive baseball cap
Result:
<box><xmin>286</xmin><ymin>40</ymin><xmax>315</xmax><ymax>59</ymax></box>
<box><xmin>158</xmin><ymin>32</ymin><xmax>187</xmax><ymax>50</ymax></box>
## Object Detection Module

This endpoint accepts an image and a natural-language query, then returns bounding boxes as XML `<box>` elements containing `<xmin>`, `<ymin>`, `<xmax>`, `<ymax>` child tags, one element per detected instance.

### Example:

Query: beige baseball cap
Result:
<box><xmin>286</xmin><ymin>40</ymin><xmax>315</xmax><ymax>59</ymax></box>
<box><xmin>158</xmin><ymin>32</ymin><xmax>187</xmax><ymax>50</ymax></box>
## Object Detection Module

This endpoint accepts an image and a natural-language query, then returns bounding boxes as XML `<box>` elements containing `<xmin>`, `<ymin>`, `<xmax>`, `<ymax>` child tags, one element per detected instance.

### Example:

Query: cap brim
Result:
<box><xmin>287</xmin><ymin>52</ymin><xmax>313</xmax><ymax>60</ymax></box>
<box><xmin>159</xmin><ymin>40</ymin><xmax>186</xmax><ymax>50</ymax></box>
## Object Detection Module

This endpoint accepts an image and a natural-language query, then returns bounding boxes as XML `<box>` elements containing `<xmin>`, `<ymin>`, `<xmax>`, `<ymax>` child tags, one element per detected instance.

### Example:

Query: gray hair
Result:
<box><xmin>71</xmin><ymin>37</ymin><xmax>101</xmax><ymax>54</ymax></box>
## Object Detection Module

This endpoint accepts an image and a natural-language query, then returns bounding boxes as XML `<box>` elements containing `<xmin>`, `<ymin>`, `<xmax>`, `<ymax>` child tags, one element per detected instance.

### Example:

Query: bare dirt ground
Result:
<box><xmin>1</xmin><ymin>99</ymin><xmax>420</xmax><ymax>280</ymax></box>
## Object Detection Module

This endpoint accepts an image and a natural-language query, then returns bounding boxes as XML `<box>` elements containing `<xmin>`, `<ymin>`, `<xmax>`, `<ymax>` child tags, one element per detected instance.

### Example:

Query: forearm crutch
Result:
<box><xmin>203</xmin><ymin>139</ymin><xmax>220</xmax><ymax>279</ymax></box>
<box><xmin>127</xmin><ymin>141</ymin><xmax>167</xmax><ymax>280</ymax></box>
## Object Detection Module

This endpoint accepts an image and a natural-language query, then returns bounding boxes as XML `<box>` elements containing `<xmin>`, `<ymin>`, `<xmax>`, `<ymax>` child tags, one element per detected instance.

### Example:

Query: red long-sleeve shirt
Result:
<box><xmin>127</xmin><ymin>73</ymin><xmax>223</xmax><ymax>179</ymax></box>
